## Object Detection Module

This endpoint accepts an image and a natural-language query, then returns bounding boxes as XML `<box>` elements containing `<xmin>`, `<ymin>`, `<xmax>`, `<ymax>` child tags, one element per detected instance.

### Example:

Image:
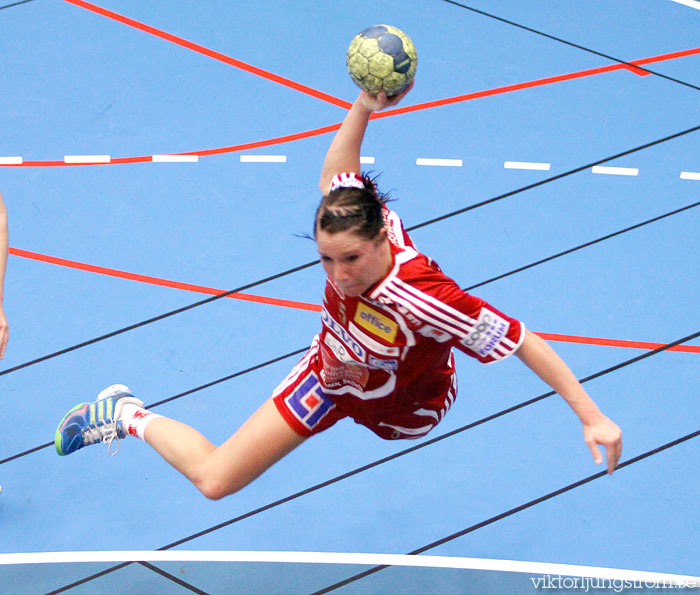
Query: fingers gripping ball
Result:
<box><xmin>346</xmin><ymin>25</ymin><xmax>417</xmax><ymax>96</ymax></box>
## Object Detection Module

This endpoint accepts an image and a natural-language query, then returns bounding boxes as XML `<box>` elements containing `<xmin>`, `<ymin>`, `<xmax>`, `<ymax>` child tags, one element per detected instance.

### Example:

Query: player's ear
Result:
<box><xmin>374</xmin><ymin>227</ymin><xmax>388</xmax><ymax>244</ymax></box>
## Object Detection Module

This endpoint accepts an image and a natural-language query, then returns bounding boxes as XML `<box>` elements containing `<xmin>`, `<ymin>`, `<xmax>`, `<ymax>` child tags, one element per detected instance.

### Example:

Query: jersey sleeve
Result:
<box><xmin>380</xmin><ymin>257</ymin><xmax>526</xmax><ymax>364</ymax></box>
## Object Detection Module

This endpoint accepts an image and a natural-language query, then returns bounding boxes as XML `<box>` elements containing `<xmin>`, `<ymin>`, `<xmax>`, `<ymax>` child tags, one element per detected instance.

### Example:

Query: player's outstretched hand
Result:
<box><xmin>583</xmin><ymin>415</ymin><xmax>622</xmax><ymax>475</ymax></box>
<box><xmin>359</xmin><ymin>79</ymin><xmax>415</xmax><ymax>112</ymax></box>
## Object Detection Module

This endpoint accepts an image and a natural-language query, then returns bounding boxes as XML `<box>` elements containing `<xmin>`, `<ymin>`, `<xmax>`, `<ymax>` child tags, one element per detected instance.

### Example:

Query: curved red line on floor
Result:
<box><xmin>3</xmin><ymin>39</ymin><xmax>698</xmax><ymax>167</ymax></box>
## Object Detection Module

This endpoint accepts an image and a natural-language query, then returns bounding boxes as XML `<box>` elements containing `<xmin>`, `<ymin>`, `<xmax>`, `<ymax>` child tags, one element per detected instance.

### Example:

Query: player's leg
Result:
<box><xmin>141</xmin><ymin>398</ymin><xmax>305</xmax><ymax>500</ymax></box>
<box><xmin>55</xmin><ymin>385</ymin><xmax>305</xmax><ymax>500</ymax></box>
<box><xmin>142</xmin><ymin>357</ymin><xmax>343</xmax><ymax>499</ymax></box>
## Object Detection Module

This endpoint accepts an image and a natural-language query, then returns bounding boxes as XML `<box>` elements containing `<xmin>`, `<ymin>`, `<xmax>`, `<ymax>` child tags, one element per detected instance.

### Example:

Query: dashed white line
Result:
<box><xmin>669</xmin><ymin>0</ymin><xmax>700</xmax><ymax>10</ymax></box>
<box><xmin>416</xmin><ymin>158</ymin><xmax>463</xmax><ymax>167</ymax></box>
<box><xmin>240</xmin><ymin>155</ymin><xmax>287</xmax><ymax>163</ymax></box>
<box><xmin>591</xmin><ymin>166</ymin><xmax>639</xmax><ymax>176</ymax></box>
<box><xmin>504</xmin><ymin>161</ymin><xmax>551</xmax><ymax>171</ymax></box>
<box><xmin>6</xmin><ymin>153</ymin><xmax>695</xmax><ymax>185</ymax></box>
<box><xmin>152</xmin><ymin>154</ymin><xmax>199</xmax><ymax>163</ymax></box>
<box><xmin>63</xmin><ymin>155</ymin><xmax>111</xmax><ymax>164</ymax></box>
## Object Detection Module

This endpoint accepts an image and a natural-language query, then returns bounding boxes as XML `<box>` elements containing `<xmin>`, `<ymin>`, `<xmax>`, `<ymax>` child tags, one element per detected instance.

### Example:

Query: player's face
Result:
<box><xmin>316</xmin><ymin>228</ymin><xmax>391</xmax><ymax>297</ymax></box>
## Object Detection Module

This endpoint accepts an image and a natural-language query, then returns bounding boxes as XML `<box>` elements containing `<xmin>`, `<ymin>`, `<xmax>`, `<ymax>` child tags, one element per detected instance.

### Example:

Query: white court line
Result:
<box><xmin>152</xmin><ymin>154</ymin><xmax>199</xmax><ymax>163</ymax></box>
<box><xmin>504</xmin><ymin>161</ymin><xmax>551</xmax><ymax>171</ymax></box>
<box><xmin>64</xmin><ymin>155</ymin><xmax>111</xmax><ymax>164</ymax></box>
<box><xmin>360</xmin><ymin>156</ymin><xmax>375</xmax><ymax>164</ymax></box>
<box><xmin>591</xmin><ymin>166</ymin><xmax>639</xmax><ymax>176</ymax></box>
<box><xmin>0</xmin><ymin>156</ymin><xmax>22</xmax><ymax>165</ymax></box>
<box><xmin>416</xmin><ymin>158</ymin><xmax>463</xmax><ymax>167</ymax></box>
<box><xmin>0</xmin><ymin>551</ymin><xmax>697</xmax><ymax>586</ymax></box>
<box><xmin>240</xmin><ymin>155</ymin><xmax>287</xmax><ymax>163</ymax></box>
<box><xmin>670</xmin><ymin>0</ymin><xmax>700</xmax><ymax>10</ymax></box>
<box><xmin>680</xmin><ymin>171</ymin><xmax>700</xmax><ymax>180</ymax></box>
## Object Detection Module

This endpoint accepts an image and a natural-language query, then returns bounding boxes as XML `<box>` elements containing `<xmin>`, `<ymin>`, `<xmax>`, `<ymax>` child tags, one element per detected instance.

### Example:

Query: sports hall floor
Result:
<box><xmin>0</xmin><ymin>1</ymin><xmax>698</xmax><ymax>593</ymax></box>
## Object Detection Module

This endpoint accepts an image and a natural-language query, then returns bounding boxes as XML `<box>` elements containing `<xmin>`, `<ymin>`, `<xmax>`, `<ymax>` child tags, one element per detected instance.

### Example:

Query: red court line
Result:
<box><xmin>4</xmin><ymin>42</ymin><xmax>699</xmax><ymax>167</ymax></box>
<box><xmin>536</xmin><ymin>332</ymin><xmax>699</xmax><ymax>354</ymax></box>
<box><xmin>8</xmin><ymin>247</ymin><xmax>321</xmax><ymax>313</ymax></box>
<box><xmin>375</xmin><ymin>46</ymin><xmax>700</xmax><ymax>118</ymax></box>
<box><xmin>9</xmin><ymin>247</ymin><xmax>699</xmax><ymax>354</ymax></box>
<box><xmin>62</xmin><ymin>0</ymin><xmax>352</xmax><ymax>110</ymax></box>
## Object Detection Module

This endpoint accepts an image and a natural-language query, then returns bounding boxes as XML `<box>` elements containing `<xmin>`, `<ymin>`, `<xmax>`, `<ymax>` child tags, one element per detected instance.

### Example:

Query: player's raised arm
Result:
<box><xmin>319</xmin><ymin>83</ymin><xmax>414</xmax><ymax>194</ymax></box>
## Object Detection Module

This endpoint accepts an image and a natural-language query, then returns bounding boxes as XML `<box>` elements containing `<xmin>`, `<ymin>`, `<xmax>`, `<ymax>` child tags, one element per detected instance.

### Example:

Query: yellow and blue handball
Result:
<box><xmin>346</xmin><ymin>24</ymin><xmax>417</xmax><ymax>97</ymax></box>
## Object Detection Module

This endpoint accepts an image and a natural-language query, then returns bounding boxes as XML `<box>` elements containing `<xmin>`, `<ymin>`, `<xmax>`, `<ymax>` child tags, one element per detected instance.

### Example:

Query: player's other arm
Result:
<box><xmin>515</xmin><ymin>329</ymin><xmax>622</xmax><ymax>474</ymax></box>
<box><xmin>319</xmin><ymin>83</ymin><xmax>414</xmax><ymax>193</ymax></box>
<box><xmin>0</xmin><ymin>191</ymin><xmax>8</xmax><ymax>359</ymax></box>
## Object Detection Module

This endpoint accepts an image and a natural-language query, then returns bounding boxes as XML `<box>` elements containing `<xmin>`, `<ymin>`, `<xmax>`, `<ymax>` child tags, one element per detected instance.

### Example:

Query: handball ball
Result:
<box><xmin>346</xmin><ymin>24</ymin><xmax>417</xmax><ymax>97</ymax></box>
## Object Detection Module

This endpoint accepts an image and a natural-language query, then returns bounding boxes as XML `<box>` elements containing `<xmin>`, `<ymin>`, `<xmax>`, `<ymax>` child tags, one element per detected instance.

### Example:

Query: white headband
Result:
<box><xmin>329</xmin><ymin>172</ymin><xmax>365</xmax><ymax>192</ymax></box>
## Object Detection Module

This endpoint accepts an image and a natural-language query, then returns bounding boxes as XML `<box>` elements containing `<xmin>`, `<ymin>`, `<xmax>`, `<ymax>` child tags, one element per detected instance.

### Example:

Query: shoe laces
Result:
<box><xmin>82</xmin><ymin>421</ymin><xmax>121</xmax><ymax>456</ymax></box>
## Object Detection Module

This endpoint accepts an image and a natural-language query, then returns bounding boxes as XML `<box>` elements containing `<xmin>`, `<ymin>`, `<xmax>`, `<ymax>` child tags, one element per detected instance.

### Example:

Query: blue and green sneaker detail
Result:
<box><xmin>55</xmin><ymin>385</ymin><xmax>144</xmax><ymax>456</ymax></box>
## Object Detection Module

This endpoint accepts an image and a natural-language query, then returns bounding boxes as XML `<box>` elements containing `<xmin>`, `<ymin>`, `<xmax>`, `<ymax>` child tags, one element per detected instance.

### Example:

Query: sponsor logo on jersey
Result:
<box><xmin>417</xmin><ymin>325</ymin><xmax>452</xmax><ymax>343</ymax></box>
<box><xmin>460</xmin><ymin>309</ymin><xmax>509</xmax><ymax>357</ymax></box>
<box><xmin>354</xmin><ymin>302</ymin><xmax>398</xmax><ymax>342</ymax></box>
<box><xmin>349</xmin><ymin>323</ymin><xmax>400</xmax><ymax>357</ymax></box>
<box><xmin>383</xmin><ymin>210</ymin><xmax>400</xmax><ymax>247</ymax></box>
<box><xmin>322</xmin><ymin>308</ymin><xmax>366</xmax><ymax>360</ymax></box>
<box><xmin>285</xmin><ymin>373</ymin><xmax>335</xmax><ymax>430</ymax></box>
<box><xmin>324</xmin><ymin>333</ymin><xmax>356</xmax><ymax>363</ymax></box>
<box><xmin>368</xmin><ymin>355</ymin><xmax>399</xmax><ymax>371</ymax></box>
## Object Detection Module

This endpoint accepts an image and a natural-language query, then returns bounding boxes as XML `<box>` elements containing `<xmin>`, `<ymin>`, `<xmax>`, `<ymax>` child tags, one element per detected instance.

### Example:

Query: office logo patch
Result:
<box><xmin>354</xmin><ymin>302</ymin><xmax>398</xmax><ymax>342</ymax></box>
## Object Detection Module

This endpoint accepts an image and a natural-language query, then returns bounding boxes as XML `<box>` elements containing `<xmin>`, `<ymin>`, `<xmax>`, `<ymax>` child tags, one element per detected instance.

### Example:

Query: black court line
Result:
<box><xmin>464</xmin><ymin>200</ymin><xmax>700</xmax><ymax>291</ymax></box>
<box><xmin>0</xmin><ymin>0</ymin><xmax>36</xmax><ymax>10</ymax></box>
<box><xmin>406</xmin><ymin>122</ymin><xmax>700</xmax><ymax>232</ymax></box>
<box><xmin>3</xmin><ymin>199</ymin><xmax>698</xmax><ymax>467</ymax></box>
<box><xmin>41</xmin><ymin>329</ymin><xmax>700</xmax><ymax>594</ymax></box>
<box><xmin>0</xmin><ymin>260</ymin><xmax>318</xmax><ymax>377</ymax></box>
<box><xmin>3</xmin><ymin>122</ymin><xmax>700</xmax><ymax>379</ymax></box>
<box><xmin>4</xmin><ymin>196</ymin><xmax>699</xmax><ymax>467</ymax></box>
<box><xmin>442</xmin><ymin>0</ymin><xmax>700</xmax><ymax>94</ymax></box>
<box><xmin>0</xmin><ymin>346</ymin><xmax>309</xmax><ymax>466</ymax></box>
<box><xmin>138</xmin><ymin>561</ymin><xmax>211</xmax><ymax>595</ymax></box>
<box><xmin>312</xmin><ymin>429</ymin><xmax>700</xmax><ymax>594</ymax></box>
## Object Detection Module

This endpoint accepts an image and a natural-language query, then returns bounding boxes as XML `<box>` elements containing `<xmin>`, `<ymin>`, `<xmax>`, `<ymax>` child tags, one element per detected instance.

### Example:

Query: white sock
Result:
<box><xmin>120</xmin><ymin>403</ymin><xmax>162</xmax><ymax>440</ymax></box>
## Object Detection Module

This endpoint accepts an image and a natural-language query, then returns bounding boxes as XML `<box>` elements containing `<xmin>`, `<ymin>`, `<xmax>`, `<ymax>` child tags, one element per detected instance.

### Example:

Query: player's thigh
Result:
<box><xmin>213</xmin><ymin>398</ymin><xmax>307</xmax><ymax>489</ymax></box>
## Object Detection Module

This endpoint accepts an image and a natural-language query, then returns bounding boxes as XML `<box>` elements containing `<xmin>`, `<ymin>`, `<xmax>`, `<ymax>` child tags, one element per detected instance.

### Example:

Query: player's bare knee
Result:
<box><xmin>194</xmin><ymin>464</ymin><xmax>246</xmax><ymax>500</ymax></box>
<box><xmin>195</xmin><ymin>477</ymin><xmax>238</xmax><ymax>500</ymax></box>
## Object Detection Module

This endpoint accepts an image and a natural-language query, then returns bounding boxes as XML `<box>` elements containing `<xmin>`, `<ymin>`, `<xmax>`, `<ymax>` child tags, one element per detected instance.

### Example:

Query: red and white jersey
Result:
<box><xmin>314</xmin><ymin>174</ymin><xmax>525</xmax><ymax>415</ymax></box>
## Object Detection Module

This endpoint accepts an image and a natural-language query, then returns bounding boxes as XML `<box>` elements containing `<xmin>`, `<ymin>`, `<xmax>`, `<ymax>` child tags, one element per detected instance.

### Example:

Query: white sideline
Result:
<box><xmin>670</xmin><ymin>0</ymin><xmax>700</xmax><ymax>10</ymax></box>
<box><xmin>0</xmin><ymin>551</ymin><xmax>697</xmax><ymax>586</ymax></box>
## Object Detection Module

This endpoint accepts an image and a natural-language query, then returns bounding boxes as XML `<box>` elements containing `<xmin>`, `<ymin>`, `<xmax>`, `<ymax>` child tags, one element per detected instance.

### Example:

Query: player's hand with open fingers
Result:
<box><xmin>583</xmin><ymin>415</ymin><xmax>622</xmax><ymax>475</ymax></box>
